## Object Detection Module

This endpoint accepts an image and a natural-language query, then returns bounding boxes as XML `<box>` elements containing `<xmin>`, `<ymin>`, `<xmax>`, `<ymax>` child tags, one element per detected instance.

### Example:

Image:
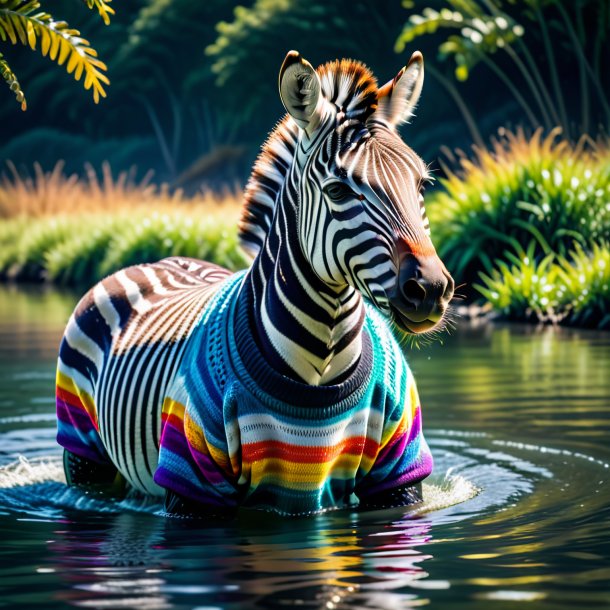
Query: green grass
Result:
<box><xmin>476</xmin><ymin>241</ymin><xmax>610</xmax><ymax>329</ymax></box>
<box><xmin>0</xmin><ymin>162</ymin><xmax>247</xmax><ymax>287</ymax></box>
<box><xmin>0</xmin><ymin>211</ymin><xmax>249</xmax><ymax>286</ymax></box>
<box><xmin>428</xmin><ymin>128</ymin><xmax>610</xmax><ymax>283</ymax></box>
<box><xmin>427</xmin><ymin>128</ymin><xmax>610</xmax><ymax>329</ymax></box>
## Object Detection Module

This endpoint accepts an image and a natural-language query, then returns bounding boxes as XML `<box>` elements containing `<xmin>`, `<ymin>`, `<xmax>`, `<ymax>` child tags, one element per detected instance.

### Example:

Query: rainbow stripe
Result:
<box><xmin>56</xmin><ymin>370</ymin><xmax>107</xmax><ymax>464</ymax></box>
<box><xmin>154</xmin><ymin>273</ymin><xmax>433</xmax><ymax>515</ymax></box>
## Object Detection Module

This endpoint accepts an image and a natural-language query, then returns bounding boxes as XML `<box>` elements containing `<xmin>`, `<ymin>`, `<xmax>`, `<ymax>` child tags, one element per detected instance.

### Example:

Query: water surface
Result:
<box><xmin>0</xmin><ymin>285</ymin><xmax>609</xmax><ymax>609</ymax></box>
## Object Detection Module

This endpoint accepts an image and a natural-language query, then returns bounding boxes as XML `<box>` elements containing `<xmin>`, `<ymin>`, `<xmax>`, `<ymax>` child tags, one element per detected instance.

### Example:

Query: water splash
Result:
<box><xmin>0</xmin><ymin>455</ymin><xmax>65</xmax><ymax>488</ymax></box>
<box><xmin>420</xmin><ymin>475</ymin><xmax>479</xmax><ymax>514</ymax></box>
<box><xmin>0</xmin><ymin>456</ymin><xmax>161</xmax><ymax>518</ymax></box>
<box><xmin>0</xmin><ymin>451</ymin><xmax>482</xmax><ymax>520</ymax></box>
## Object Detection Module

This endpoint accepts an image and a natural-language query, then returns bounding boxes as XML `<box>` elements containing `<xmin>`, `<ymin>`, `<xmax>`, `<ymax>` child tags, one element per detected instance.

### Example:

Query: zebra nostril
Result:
<box><xmin>442</xmin><ymin>273</ymin><xmax>455</xmax><ymax>303</ymax></box>
<box><xmin>401</xmin><ymin>279</ymin><xmax>427</xmax><ymax>309</ymax></box>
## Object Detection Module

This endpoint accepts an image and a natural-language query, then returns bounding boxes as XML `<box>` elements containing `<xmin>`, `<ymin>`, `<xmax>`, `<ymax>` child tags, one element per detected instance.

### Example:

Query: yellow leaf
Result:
<box><xmin>3</xmin><ymin>16</ymin><xmax>18</xmax><ymax>44</ymax></box>
<box><xmin>41</xmin><ymin>29</ymin><xmax>50</xmax><ymax>56</ymax></box>
<box><xmin>74</xmin><ymin>60</ymin><xmax>84</xmax><ymax>81</ymax></box>
<box><xmin>66</xmin><ymin>50</ymin><xmax>79</xmax><ymax>75</ymax></box>
<box><xmin>11</xmin><ymin>15</ymin><xmax>28</xmax><ymax>45</ymax></box>
<box><xmin>49</xmin><ymin>31</ymin><xmax>60</xmax><ymax>60</ymax></box>
<box><xmin>26</xmin><ymin>21</ymin><xmax>36</xmax><ymax>50</ymax></box>
<box><xmin>58</xmin><ymin>40</ymin><xmax>70</xmax><ymax>65</ymax></box>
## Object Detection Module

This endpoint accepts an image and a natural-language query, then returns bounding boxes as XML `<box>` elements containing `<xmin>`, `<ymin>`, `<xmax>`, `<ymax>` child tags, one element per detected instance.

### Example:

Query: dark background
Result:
<box><xmin>1</xmin><ymin>0</ymin><xmax>608</xmax><ymax>190</ymax></box>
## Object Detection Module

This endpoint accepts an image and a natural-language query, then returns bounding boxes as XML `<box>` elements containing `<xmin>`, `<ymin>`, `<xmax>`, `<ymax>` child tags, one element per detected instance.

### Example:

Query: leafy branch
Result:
<box><xmin>82</xmin><ymin>0</ymin><xmax>115</xmax><ymax>26</ymax></box>
<box><xmin>0</xmin><ymin>0</ymin><xmax>112</xmax><ymax>110</ymax></box>
<box><xmin>0</xmin><ymin>49</ymin><xmax>25</xmax><ymax>108</ymax></box>
<box><xmin>396</xmin><ymin>0</ymin><xmax>609</xmax><ymax>138</ymax></box>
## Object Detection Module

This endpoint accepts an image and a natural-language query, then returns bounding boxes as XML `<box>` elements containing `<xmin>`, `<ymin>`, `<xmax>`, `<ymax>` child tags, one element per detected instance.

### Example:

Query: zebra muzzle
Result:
<box><xmin>389</xmin><ymin>253</ymin><xmax>454</xmax><ymax>333</ymax></box>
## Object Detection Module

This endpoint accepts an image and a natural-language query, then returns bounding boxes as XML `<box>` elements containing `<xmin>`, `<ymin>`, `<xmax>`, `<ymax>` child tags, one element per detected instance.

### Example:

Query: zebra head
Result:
<box><xmin>242</xmin><ymin>51</ymin><xmax>455</xmax><ymax>335</ymax></box>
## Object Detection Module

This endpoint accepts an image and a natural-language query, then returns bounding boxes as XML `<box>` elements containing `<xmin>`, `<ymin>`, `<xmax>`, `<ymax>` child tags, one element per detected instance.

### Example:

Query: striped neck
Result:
<box><xmin>240</xmin><ymin>132</ymin><xmax>366</xmax><ymax>386</ymax></box>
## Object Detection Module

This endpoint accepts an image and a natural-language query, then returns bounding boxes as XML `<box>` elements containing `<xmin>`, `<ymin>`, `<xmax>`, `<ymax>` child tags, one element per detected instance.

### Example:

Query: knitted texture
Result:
<box><xmin>56</xmin><ymin>369</ymin><xmax>108</xmax><ymax>465</ymax></box>
<box><xmin>154</xmin><ymin>272</ymin><xmax>433</xmax><ymax>516</ymax></box>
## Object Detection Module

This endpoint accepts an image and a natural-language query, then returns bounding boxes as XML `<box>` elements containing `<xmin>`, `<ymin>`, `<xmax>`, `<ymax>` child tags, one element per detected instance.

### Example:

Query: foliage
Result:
<box><xmin>398</xmin><ymin>3</ymin><xmax>524</xmax><ymax>82</ymax></box>
<box><xmin>0</xmin><ymin>49</ymin><xmax>24</xmax><ymax>108</ymax></box>
<box><xmin>0</xmin><ymin>162</ymin><xmax>246</xmax><ymax>285</ymax></box>
<box><xmin>0</xmin><ymin>0</ymin><xmax>111</xmax><ymax>109</ymax></box>
<box><xmin>477</xmin><ymin>241</ymin><xmax>610</xmax><ymax>330</ymax></box>
<box><xmin>396</xmin><ymin>0</ymin><xmax>610</xmax><ymax>138</ymax></box>
<box><xmin>429</xmin><ymin>127</ymin><xmax>610</xmax><ymax>329</ymax></box>
<box><xmin>475</xmin><ymin>240</ymin><xmax>564</xmax><ymax>324</ymax></box>
<box><xmin>0</xmin><ymin>209</ymin><xmax>248</xmax><ymax>286</ymax></box>
<box><xmin>114</xmin><ymin>0</ymin><xmax>231</xmax><ymax>94</ymax></box>
<box><xmin>556</xmin><ymin>242</ymin><xmax>610</xmax><ymax>329</ymax></box>
<box><xmin>205</xmin><ymin>0</ymin><xmax>408</xmax><ymax>123</ymax></box>
<box><xmin>83</xmin><ymin>0</ymin><xmax>114</xmax><ymax>26</ymax></box>
<box><xmin>427</xmin><ymin>128</ymin><xmax>610</xmax><ymax>284</ymax></box>
<box><xmin>0</xmin><ymin>161</ymin><xmax>158</xmax><ymax>217</ymax></box>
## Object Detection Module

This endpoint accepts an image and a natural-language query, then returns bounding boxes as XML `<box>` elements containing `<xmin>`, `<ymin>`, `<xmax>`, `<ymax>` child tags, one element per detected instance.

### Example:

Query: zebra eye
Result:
<box><xmin>324</xmin><ymin>182</ymin><xmax>355</xmax><ymax>202</ymax></box>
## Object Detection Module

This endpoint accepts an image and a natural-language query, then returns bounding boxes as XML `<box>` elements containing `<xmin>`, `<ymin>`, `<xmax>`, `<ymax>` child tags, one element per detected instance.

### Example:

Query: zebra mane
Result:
<box><xmin>239</xmin><ymin>59</ymin><xmax>379</xmax><ymax>258</ymax></box>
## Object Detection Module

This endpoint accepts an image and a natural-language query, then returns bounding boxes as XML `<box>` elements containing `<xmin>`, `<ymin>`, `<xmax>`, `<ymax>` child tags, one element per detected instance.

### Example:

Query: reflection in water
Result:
<box><xmin>0</xmin><ymin>286</ymin><xmax>609</xmax><ymax>609</ymax></box>
<box><xmin>45</xmin><ymin>508</ymin><xmax>437</xmax><ymax>609</ymax></box>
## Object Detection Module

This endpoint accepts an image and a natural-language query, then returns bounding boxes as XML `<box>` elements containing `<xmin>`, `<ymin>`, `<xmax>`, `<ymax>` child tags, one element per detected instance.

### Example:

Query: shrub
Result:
<box><xmin>44</xmin><ymin>216</ymin><xmax>122</xmax><ymax>285</ymax></box>
<box><xmin>0</xmin><ymin>162</ymin><xmax>247</xmax><ymax>285</ymax></box>
<box><xmin>0</xmin><ymin>210</ymin><xmax>249</xmax><ymax>286</ymax></box>
<box><xmin>98</xmin><ymin>211</ymin><xmax>248</xmax><ymax>278</ymax></box>
<box><xmin>0</xmin><ymin>160</ymin><xmax>241</xmax><ymax>218</ymax></box>
<box><xmin>428</xmin><ymin>128</ymin><xmax>610</xmax><ymax>285</ymax></box>
<box><xmin>557</xmin><ymin>242</ymin><xmax>610</xmax><ymax>329</ymax></box>
<box><xmin>475</xmin><ymin>240</ymin><xmax>566</xmax><ymax>324</ymax></box>
<box><xmin>476</xmin><ymin>241</ymin><xmax>610</xmax><ymax>330</ymax></box>
<box><xmin>9</xmin><ymin>216</ymin><xmax>76</xmax><ymax>281</ymax></box>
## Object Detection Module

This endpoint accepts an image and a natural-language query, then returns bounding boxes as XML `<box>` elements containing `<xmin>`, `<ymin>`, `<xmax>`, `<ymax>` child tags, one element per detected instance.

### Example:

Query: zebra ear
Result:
<box><xmin>279</xmin><ymin>51</ymin><xmax>325</xmax><ymax>134</ymax></box>
<box><xmin>375</xmin><ymin>51</ymin><xmax>424</xmax><ymax>127</ymax></box>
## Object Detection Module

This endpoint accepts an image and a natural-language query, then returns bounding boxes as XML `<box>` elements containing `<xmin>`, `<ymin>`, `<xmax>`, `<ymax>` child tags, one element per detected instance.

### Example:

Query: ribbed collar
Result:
<box><xmin>226</xmin><ymin>273</ymin><xmax>375</xmax><ymax>414</ymax></box>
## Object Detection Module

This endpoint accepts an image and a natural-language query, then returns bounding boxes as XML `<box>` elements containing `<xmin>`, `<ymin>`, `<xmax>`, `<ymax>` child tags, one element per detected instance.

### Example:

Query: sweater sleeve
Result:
<box><xmin>356</xmin><ymin>374</ymin><xmax>434</xmax><ymax>500</ymax></box>
<box><xmin>154</xmin><ymin>392</ymin><xmax>240</xmax><ymax>509</ymax></box>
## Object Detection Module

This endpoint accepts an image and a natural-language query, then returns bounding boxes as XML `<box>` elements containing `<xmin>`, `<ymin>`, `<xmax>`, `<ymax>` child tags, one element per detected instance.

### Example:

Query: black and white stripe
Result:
<box><xmin>239</xmin><ymin>58</ymin><xmax>435</xmax><ymax>385</ymax></box>
<box><xmin>57</xmin><ymin>54</ymin><xmax>444</xmax><ymax>491</ymax></box>
<box><xmin>57</xmin><ymin>258</ymin><xmax>230</xmax><ymax>494</ymax></box>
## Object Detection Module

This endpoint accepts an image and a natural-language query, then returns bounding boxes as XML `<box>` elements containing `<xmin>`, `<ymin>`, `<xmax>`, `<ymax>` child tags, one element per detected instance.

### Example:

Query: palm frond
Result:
<box><xmin>0</xmin><ymin>1</ymin><xmax>109</xmax><ymax>103</ymax></box>
<box><xmin>0</xmin><ymin>50</ymin><xmax>26</xmax><ymax>110</ymax></box>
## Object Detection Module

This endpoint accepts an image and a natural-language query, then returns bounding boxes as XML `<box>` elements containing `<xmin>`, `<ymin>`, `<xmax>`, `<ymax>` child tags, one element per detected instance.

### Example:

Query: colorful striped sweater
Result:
<box><xmin>153</xmin><ymin>272</ymin><xmax>433</xmax><ymax>516</ymax></box>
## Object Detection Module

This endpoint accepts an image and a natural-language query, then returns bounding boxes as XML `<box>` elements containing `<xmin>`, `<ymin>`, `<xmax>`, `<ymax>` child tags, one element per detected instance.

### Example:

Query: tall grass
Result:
<box><xmin>428</xmin><ymin>128</ymin><xmax>610</xmax><ymax>282</ymax></box>
<box><xmin>0</xmin><ymin>162</ymin><xmax>247</xmax><ymax>286</ymax></box>
<box><xmin>477</xmin><ymin>242</ymin><xmax>610</xmax><ymax>329</ymax></box>
<box><xmin>0</xmin><ymin>161</ymin><xmax>241</xmax><ymax>217</ymax></box>
<box><xmin>428</xmin><ymin>128</ymin><xmax>610</xmax><ymax>329</ymax></box>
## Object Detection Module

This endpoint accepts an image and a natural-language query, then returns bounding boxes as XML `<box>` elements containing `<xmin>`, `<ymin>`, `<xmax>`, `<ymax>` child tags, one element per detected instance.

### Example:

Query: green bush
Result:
<box><xmin>428</xmin><ymin>129</ymin><xmax>610</xmax><ymax>283</ymax></box>
<box><xmin>0</xmin><ymin>217</ymin><xmax>28</xmax><ymax>277</ymax></box>
<box><xmin>557</xmin><ymin>242</ymin><xmax>610</xmax><ymax>329</ymax></box>
<box><xmin>0</xmin><ymin>210</ymin><xmax>249</xmax><ymax>286</ymax></box>
<box><xmin>10</xmin><ymin>216</ymin><xmax>76</xmax><ymax>281</ymax></box>
<box><xmin>45</xmin><ymin>216</ymin><xmax>121</xmax><ymax>285</ymax></box>
<box><xmin>477</xmin><ymin>241</ymin><xmax>610</xmax><ymax>330</ymax></box>
<box><xmin>427</xmin><ymin>129</ymin><xmax>610</xmax><ymax>329</ymax></box>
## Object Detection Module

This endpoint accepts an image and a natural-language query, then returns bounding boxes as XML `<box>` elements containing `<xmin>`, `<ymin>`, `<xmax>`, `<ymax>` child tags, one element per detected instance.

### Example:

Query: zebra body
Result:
<box><xmin>56</xmin><ymin>51</ymin><xmax>454</xmax><ymax>512</ymax></box>
<box><xmin>57</xmin><ymin>258</ymin><xmax>229</xmax><ymax>495</ymax></box>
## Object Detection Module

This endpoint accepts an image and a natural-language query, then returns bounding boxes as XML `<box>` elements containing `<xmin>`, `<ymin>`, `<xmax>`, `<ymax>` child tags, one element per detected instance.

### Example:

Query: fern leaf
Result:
<box><xmin>82</xmin><ymin>0</ymin><xmax>114</xmax><ymax>25</ymax></box>
<box><xmin>0</xmin><ymin>3</ymin><xmax>109</xmax><ymax>103</ymax></box>
<box><xmin>0</xmin><ymin>51</ymin><xmax>26</xmax><ymax>109</ymax></box>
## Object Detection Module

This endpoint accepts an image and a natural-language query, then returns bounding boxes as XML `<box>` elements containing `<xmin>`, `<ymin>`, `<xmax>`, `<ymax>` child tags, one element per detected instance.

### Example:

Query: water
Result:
<box><xmin>0</xmin><ymin>285</ymin><xmax>609</xmax><ymax>609</ymax></box>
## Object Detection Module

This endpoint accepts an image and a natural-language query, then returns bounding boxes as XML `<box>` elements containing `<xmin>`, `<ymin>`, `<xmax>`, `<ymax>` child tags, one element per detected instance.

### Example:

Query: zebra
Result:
<box><xmin>55</xmin><ymin>50</ymin><xmax>454</xmax><ymax>516</ymax></box>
